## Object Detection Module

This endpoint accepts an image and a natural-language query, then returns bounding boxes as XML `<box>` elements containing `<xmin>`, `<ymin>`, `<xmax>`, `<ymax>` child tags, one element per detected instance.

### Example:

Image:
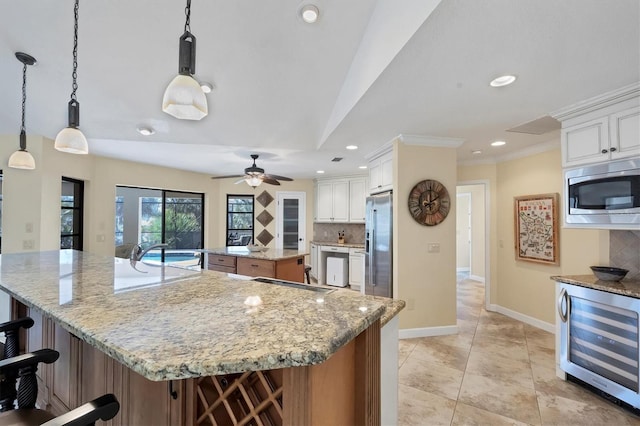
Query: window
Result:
<box><xmin>115</xmin><ymin>195</ymin><xmax>124</xmax><ymax>245</ymax></box>
<box><xmin>227</xmin><ymin>195</ymin><xmax>254</xmax><ymax>246</ymax></box>
<box><xmin>61</xmin><ymin>178</ymin><xmax>84</xmax><ymax>250</ymax></box>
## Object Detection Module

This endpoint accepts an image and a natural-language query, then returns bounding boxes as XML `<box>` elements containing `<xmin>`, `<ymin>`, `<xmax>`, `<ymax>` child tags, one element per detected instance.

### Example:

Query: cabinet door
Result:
<box><xmin>349</xmin><ymin>179</ymin><xmax>367</xmax><ymax>223</ymax></box>
<box><xmin>332</xmin><ymin>180</ymin><xmax>350</xmax><ymax>222</ymax></box>
<box><xmin>349</xmin><ymin>253</ymin><xmax>364</xmax><ymax>289</ymax></box>
<box><xmin>310</xmin><ymin>244</ymin><xmax>318</xmax><ymax>279</ymax></box>
<box><xmin>562</xmin><ymin>117</ymin><xmax>609</xmax><ymax>167</ymax></box>
<box><xmin>380</xmin><ymin>154</ymin><xmax>393</xmax><ymax>190</ymax></box>
<box><xmin>369</xmin><ymin>161</ymin><xmax>381</xmax><ymax>193</ymax></box>
<box><xmin>316</xmin><ymin>182</ymin><xmax>334</xmax><ymax>222</ymax></box>
<box><xmin>48</xmin><ymin>322</ymin><xmax>80</xmax><ymax>416</ymax></box>
<box><xmin>610</xmin><ymin>105</ymin><xmax>640</xmax><ymax>160</ymax></box>
<box><xmin>115</xmin><ymin>367</ymin><xmax>185</xmax><ymax>426</ymax></box>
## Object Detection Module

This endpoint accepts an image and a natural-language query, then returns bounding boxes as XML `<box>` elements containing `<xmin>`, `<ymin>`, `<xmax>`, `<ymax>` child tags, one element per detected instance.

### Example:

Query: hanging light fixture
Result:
<box><xmin>162</xmin><ymin>0</ymin><xmax>208</xmax><ymax>120</ymax></box>
<box><xmin>8</xmin><ymin>52</ymin><xmax>37</xmax><ymax>170</ymax></box>
<box><xmin>54</xmin><ymin>0</ymin><xmax>89</xmax><ymax>155</ymax></box>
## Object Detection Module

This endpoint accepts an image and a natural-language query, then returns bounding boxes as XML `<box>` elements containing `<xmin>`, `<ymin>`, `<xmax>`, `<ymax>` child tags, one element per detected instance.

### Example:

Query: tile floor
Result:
<box><xmin>397</xmin><ymin>276</ymin><xmax>640</xmax><ymax>425</ymax></box>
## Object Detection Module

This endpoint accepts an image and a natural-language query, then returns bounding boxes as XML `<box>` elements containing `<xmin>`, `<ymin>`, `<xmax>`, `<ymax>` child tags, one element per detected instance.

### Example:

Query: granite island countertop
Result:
<box><xmin>551</xmin><ymin>275</ymin><xmax>640</xmax><ymax>298</ymax></box>
<box><xmin>205</xmin><ymin>246</ymin><xmax>308</xmax><ymax>260</ymax></box>
<box><xmin>0</xmin><ymin>250</ymin><xmax>402</xmax><ymax>381</ymax></box>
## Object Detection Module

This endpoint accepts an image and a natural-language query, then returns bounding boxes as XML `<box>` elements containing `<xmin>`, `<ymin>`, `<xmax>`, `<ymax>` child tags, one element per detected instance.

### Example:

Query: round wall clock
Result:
<box><xmin>408</xmin><ymin>179</ymin><xmax>451</xmax><ymax>226</ymax></box>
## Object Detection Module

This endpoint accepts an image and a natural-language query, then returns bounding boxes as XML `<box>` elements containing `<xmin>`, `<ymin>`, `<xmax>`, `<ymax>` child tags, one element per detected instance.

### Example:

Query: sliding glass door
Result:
<box><xmin>115</xmin><ymin>186</ymin><xmax>204</xmax><ymax>265</ymax></box>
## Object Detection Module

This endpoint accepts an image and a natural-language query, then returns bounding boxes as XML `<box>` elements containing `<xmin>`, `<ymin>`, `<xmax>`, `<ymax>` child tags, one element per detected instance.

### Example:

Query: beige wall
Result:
<box><xmin>458</xmin><ymin>148</ymin><xmax>609</xmax><ymax>325</ymax></box>
<box><xmin>395</xmin><ymin>141</ymin><xmax>457</xmax><ymax>330</ymax></box>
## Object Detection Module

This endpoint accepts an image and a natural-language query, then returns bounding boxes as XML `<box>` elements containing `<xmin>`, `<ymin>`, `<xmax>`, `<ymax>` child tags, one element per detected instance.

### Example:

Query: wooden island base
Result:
<box><xmin>15</xmin><ymin>300</ymin><xmax>380</xmax><ymax>426</ymax></box>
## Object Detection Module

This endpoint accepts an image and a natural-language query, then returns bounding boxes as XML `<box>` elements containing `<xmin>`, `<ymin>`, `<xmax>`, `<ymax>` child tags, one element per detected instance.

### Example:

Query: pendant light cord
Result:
<box><xmin>70</xmin><ymin>0</ymin><xmax>79</xmax><ymax>101</ymax></box>
<box><xmin>184</xmin><ymin>0</ymin><xmax>191</xmax><ymax>33</ymax></box>
<box><xmin>20</xmin><ymin>63</ymin><xmax>27</xmax><ymax>134</ymax></box>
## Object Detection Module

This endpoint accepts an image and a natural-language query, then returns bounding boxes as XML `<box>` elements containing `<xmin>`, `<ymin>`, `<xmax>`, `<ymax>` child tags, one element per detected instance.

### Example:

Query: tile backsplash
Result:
<box><xmin>313</xmin><ymin>223</ymin><xmax>365</xmax><ymax>244</ymax></box>
<box><xmin>610</xmin><ymin>230</ymin><xmax>640</xmax><ymax>280</ymax></box>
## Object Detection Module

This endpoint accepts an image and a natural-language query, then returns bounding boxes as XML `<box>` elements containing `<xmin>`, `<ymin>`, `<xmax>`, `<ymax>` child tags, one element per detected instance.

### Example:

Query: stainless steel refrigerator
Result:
<box><xmin>365</xmin><ymin>191</ymin><xmax>393</xmax><ymax>297</ymax></box>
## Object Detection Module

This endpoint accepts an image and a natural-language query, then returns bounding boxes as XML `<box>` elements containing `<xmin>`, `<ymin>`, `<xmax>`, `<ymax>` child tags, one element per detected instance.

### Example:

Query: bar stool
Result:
<box><xmin>304</xmin><ymin>265</ymin><xmax>312</xmax><ymax>284</ymax></box>
<box><xmin>0</xmin><ymin>349</ymin><xmax>120</xmax><ymax>425</ymax></box>
<box><xmin>1</xmin><ymin>317</ymin><xmax>34</xmax><ymax>413</ymax></box>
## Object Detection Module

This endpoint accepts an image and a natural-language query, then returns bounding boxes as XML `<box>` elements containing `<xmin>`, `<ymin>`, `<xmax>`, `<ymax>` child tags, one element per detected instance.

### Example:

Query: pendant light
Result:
<box><xmin>54</xmin><ymin>0</ymin><xmax>89</xmax><ymax>155</ymax></box>
<box><xmin>8</xmin><ymin>52</ymin><xmax>37</xmax><ymax>170</ymax></box>
<box><xmin>162</xmin><ymin>0</ymin><xmax>208</xmax><ymax>120</ymax></box>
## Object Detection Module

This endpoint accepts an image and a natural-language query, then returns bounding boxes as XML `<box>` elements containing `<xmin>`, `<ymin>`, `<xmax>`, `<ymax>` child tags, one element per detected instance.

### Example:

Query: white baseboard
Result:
<box><xmin>468</xmin><ymin>275</ymin><xmax>485</xmax><ymax>283</ymax></box>
<box><xmin>399</xmin><ymin>325</ymin><xmax>458</xmax><ymax>339</ymax></box>
<box><xmin>489</xmin><ymin>304</ymin><xmax>555</xmax><ymax>333</ymax></box>
<box><xmin>456</xmin><ymin>267</ymin><xmax>470</xmax><ymax>272</ymax></box>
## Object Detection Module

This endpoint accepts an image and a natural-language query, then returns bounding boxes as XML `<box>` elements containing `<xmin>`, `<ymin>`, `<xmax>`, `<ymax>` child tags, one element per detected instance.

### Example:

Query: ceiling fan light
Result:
<box><xmin>8</xmin><ymin>149</ymin><xmax>36</xmax><ymax>170</ymax></box>
<box><xmin>245</xmin><ymin>176</ymin><xmax>263</xmax><ymax>188</ymax></box>
<box><xmin>162</xmin><ymin>74</ymin><xmax>208</xmax><ymax>120</ymax></box>
<box><xmin>54</xmin><ymin>127</ymin><xmax>89</xmax><ymax>154</ymax></box>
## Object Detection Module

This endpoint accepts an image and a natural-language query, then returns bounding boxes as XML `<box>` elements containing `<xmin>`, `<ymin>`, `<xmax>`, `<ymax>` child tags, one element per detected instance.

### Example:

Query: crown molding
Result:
<box><xmin>550</xmin><ymin>82</ymin><xmax>640</xmax><ymax>122</ymax></box>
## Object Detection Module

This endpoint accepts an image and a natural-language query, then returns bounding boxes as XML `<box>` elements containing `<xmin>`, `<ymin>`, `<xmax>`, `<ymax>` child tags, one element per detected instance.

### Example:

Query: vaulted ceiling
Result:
<box><xmin>1</xmin><ymin>0</ymin><xmax>638</xmax><ymax>179</ymax></box>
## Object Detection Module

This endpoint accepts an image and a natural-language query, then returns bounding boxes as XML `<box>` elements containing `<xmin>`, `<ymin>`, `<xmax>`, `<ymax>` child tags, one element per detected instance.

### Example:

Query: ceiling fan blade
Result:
<box><xmin>211</xmin><ymin>174</ymin><xmax>245</xmax><ymax>180</ymax></box>
<box><xmin>234</xmin><ymin>177</ymin><xmax>249</xmax><ymax>184</ymax></box>
<box><xmin>263</xmin><ymin>173</ymin><xmax>293</xmax><ymax>182</ymax></box>
<box><xmin>262</xmin><ymin>178</ymin><xmax>281</xmax><ymax>185</ymax></box>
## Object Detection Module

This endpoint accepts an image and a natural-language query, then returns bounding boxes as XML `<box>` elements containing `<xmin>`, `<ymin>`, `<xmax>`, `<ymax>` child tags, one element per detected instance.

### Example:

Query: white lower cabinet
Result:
<box><xmin>349</xmin><ymin>248</ymin><xmax>365</xmax><ymax>291</ymax></box>
<box><xmin>310</xmin><ymin>243</ymin><xmax>318</xmax><ymax>280</ymax></box>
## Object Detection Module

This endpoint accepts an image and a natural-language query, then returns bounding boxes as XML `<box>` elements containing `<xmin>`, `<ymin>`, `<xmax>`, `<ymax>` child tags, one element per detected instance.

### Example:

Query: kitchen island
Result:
<box><xmin>0</xmin><ymin>250</ymin><xmax>403</xmax><ymax>425</ymax></box>
<box><xmin>205</xmin><ymin>247</ymin><xmax>307</xmax><ymax>283</ymax></box>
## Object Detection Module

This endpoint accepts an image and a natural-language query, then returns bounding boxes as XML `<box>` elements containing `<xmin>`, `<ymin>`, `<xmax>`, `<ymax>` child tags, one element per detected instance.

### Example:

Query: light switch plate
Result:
<box><xmin>427</xmin><ymin>243</ymin><xmax>440</xmax><ymax>253</ymax></box>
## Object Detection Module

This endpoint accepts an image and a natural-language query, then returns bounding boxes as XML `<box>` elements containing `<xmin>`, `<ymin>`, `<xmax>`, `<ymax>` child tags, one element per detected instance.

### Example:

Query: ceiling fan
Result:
<box><xmin>211</xmin><ymin>154</ymin><xmax>294</xmax><ymax>188</ymax></box>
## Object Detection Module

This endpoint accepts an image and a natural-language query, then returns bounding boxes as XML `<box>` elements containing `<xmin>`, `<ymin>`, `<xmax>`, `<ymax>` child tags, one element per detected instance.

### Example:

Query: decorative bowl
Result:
<box><xmin>590</xmin><ymin>266</ymin><xmax>629</xmax><ymax>281</ymax></box>
<box><xmin>246</xmin><ymin>245</ymin><xmax>267</xmax><ymax>252</ymax></box>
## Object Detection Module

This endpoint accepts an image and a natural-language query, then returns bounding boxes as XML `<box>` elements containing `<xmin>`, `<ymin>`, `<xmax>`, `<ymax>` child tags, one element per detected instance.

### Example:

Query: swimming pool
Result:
<box><xmin>142</xmin><ymin>252</ymin><xmax>199</xmax><ymax>262</ymax></box>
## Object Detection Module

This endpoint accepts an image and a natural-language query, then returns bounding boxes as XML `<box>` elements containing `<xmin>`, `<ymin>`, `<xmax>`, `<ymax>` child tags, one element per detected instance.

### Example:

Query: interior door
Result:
<box><xmin>276</xmin><ymin>192</ymin><xmax>305</xmax><ymax>251</ymax></box>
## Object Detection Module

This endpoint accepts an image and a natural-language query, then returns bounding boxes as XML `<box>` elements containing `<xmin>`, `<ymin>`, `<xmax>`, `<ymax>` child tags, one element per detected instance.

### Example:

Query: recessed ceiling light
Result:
<box><xmin>491</xmin><ymin>140</ymin><xmax>506</xmax><ymax>147</ymax></box>
<box><xmin>358</xmin><ymin>165</ymin><xmax>367</xmax><ymax>169</ymax></box>
<box><xmin>300</xmin><ymin>4</ymin><xmax>319</xmax><ymax>23</ymax></box>
<box><xmin>346</xmin><ymin>145</ymin><xmax>358</xmax><ymax>150</ymax></box>
<box><xmin>489</xmin><ymin>75</ymin><xmax>516</xmax><ymax>87</ymax></box>
<box><xmin>471</xmin><ymin>150</ymin><xmax>482</xmax><ymax>155</ymax></box>
<box><xmin>316</xmin><ymin>170</ymin><xmax>325</xmax><ymax>174</ymax></box>
<box><xmin>137</xmin><ymin>126</ymin><xmax>155</xmax><ymax>136</ymax></box>
<box><xmin>200</xmin><ymin>82</ymin><xmax>213</xmax><ymax>94</ymax></box>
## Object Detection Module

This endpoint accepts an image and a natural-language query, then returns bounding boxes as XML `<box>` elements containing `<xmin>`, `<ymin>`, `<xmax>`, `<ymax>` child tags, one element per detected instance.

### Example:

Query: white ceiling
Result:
<box><xmin>0</xmin><ymin>0</ymin><xmax>638</xmax><ymax>180</ymax></box>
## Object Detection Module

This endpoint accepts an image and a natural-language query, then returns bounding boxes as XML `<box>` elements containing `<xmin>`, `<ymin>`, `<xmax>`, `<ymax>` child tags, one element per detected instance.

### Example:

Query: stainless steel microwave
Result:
<box><xmin>564</xmin><ymin>158</ymin><xmax>640</xmax><ymax>228</ymax></box>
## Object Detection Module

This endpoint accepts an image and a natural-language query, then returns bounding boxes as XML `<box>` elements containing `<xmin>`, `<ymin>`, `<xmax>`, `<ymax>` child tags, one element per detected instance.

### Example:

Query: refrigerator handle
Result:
<box><xmin>370</xmin><ymin>210</ymin><xmax>376</xmax><ymax>287</ymax></box>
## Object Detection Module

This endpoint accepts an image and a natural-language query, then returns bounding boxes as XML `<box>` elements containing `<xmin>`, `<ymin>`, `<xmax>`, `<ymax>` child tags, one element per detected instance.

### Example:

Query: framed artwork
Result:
<box><xmin>514</xmin><ymin>193</ymin><xmax>559</xmax><ymax>265</ymax></box>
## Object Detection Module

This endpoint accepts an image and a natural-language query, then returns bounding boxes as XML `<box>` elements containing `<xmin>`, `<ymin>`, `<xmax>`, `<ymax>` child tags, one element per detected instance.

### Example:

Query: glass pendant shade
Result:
<box><xmin>8</xmin><ymin>149</ymin><xmax>35</xmax><ymax>170</ymax></box>
<box><xmin>162</xmin><ymin>74</ymin><xmax>208</xmax><ymax>120</ymax></box>
<box><xmin>245</xmin><ymin>176</ymin><xmax>263</xmax><ymax>188</ymax></box>
<box><xmin>54</xmin><ymin>126</ymin><xmax>89</xmax><ymax>154</ymax></box>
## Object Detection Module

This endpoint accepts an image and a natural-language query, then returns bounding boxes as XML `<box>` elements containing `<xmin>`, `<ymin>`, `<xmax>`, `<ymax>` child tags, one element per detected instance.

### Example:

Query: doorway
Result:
<box><xmin>456</xmin><ymin>182</ymin><xmax>490</xmax><ymax>309</ymax></box>
<box><xmin>275</xmin><ymin>191</ymin><xmax>306</xmax><ymax>251</ymax></box>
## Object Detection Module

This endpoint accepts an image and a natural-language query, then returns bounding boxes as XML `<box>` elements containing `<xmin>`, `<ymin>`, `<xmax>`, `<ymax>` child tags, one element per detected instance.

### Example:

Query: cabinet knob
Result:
<box><xmin>610</xmin><ymin>147</ymin><xmax>617</xmax><ymax>152</ymax></box>
<box><xmin>601</xmin><ymin>149</ymin><xmax>608</xmax><ymax>154</ymax></box>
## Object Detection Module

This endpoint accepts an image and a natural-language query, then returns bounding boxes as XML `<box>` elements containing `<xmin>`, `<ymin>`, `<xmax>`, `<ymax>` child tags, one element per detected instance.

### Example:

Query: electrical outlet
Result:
<box><xmin>406</xmin><ymin>299</ymin><xmax>415</xmax><ymax>311</ymax></box>
<box><xmin>96</xmin><ymin>234</ymin><xmax>106</xmax><ymax>242</ymax></box>
<box><xmin>25</xmin><ymin>222</ymin><xmax>33</xmax><ymax>233</ymax></box>
<box><xmin>427</xmin><ymin>243</ymin><xmax>440</xmax><ymax>253</ymax></box>
<box><xmin>23</xmin><ymin>240</ymin><xmax>34</xmax><ymax>250</ymax></box>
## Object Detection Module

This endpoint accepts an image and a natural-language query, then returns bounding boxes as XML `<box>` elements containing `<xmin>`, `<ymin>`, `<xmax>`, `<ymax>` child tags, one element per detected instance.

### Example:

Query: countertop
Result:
<box><xmin>0</xmin><ymin>250</ymin><xmax>402</xmax><ymax>381</ymax></box>
<box><xmin>311</xmin><ymin>241</ymin><xmax>365</xmax><ymax>249</ymax></box>
<box><xmin>551</xmin><ymin>275</ymin><xmax>640</xmax><ymax>298</ymax></box>
<box><xmin>205</xmin><ymin>246</ymin><xmax>308</xmax><ymax>260</ymax></box>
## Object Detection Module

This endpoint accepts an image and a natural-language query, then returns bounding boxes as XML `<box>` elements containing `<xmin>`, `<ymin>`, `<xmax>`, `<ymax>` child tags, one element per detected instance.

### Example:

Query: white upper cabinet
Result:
<box><xmin>368</xmin><ymin>151</ymin><xmax>393</xmax><ymax>194</ymax></box>
<box><xmin>349</xmin><ymin>178</ymin><xmax>367</xmax><ymax>223</ymax></box>
<box><xmin>315</xmin><ymin>179</ymin><xmax>349</xmax><ymax>222</ymax></box>
<box><xmin>315</xmin><ymin>176</ymin><xmax>367</xmax><ymax>223</ymax></box>
<box><xmin>553</xmin><ymin>83</ymin><xmax>640</xmax><ymax>168</ymax></box>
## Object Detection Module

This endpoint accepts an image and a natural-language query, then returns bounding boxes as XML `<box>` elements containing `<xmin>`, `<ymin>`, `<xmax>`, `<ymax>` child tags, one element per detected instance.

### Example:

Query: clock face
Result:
<box><xmin>408</xmin><ymin>179</ymin><xmax>451</xmax><ymax>226</ymax></box>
